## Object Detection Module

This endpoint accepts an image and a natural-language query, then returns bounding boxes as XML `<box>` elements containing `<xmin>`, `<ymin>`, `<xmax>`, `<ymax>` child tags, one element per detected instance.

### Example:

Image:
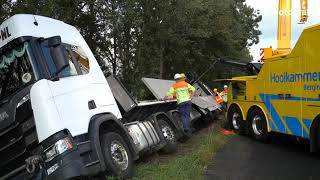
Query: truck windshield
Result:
<box><xmin>0</xmin><ymin>42</ymin><xmax>34</xmax><ymax>100</ymax></box>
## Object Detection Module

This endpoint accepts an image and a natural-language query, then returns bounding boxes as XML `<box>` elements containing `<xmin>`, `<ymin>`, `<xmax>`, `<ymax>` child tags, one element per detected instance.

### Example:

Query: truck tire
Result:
<box><xmin>228</xmin><ymin>106</ymin><xmax>244</xmax><ymax>134</ymax></box>
<box><xmin>310</xmin><ymin>118</ymin><xmax>320</xmax><ymax>153</ymax></box>
<box><xmin>100</xmin><ymin>132</ymin><xmax>133</xmax><ymax>178</ymax></box>
<box><xmin>248</xmin><ymin>108</ymin><xmax>269</xmax><ymax>141</ymax></box>
<box><xmin>316</xmin><ymin>122</ymin><xmax>320</xmax><ymax>153</ymax></box>
<box><xmin>158</xmin><ymin>119</ymin><xmax>177</xmax><ymax>154</ymax></box>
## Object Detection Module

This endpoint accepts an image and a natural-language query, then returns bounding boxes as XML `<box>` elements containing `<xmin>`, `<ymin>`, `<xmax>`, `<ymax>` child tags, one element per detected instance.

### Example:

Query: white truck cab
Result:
<box><xmin>0</xmin><ymin>14</ymin><xmax>219</xmax><ymax>179</ymax></box>
<box><xmin>0</xmin><ymin>14</ymin><xmax>140</xmax><ymax>179</ymax></box>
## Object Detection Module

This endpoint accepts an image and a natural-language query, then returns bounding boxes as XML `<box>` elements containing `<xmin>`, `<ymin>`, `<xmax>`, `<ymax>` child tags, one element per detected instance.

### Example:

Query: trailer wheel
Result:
<box><xmin>158</xmin><ymin>119</ymin><xmax>177</xmax><ymax>154</ymax></box>
<box><xmin>228</xmin><ymin>106</ymin><xmax>244</xmax><ymax>134</ymax></box>
<box><xmin>248</xmin><ymin>108</ymin><xmax>269</xmax><ymax>141</ymax></box>
<box><xmin>100</xmin><ymin>132</ymin><xmax>133</xmax><ymax>178</ymax></box>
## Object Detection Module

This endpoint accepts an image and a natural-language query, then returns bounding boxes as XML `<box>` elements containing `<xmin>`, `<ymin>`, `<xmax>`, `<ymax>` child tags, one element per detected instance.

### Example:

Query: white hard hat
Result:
<box><xmin>224</xmin><ymin>85</ymin><xmax>228</xmax><ymax>88</ymax></box>
<box><xmin>174</xmin><ymin>73</ymin><xmax>182</xmax><ymax>80</ymax></box>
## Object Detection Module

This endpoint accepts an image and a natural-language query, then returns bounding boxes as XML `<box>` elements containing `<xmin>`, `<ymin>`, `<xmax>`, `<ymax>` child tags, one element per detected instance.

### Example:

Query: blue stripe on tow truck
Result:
<box><xmin>259</xmin><ymin>94</ymin><xmax>286</xmax><ymax>133</ymax></box>
<box><xmin>283</xmin><ymin>116</ymin><xmax>302</xmax><ymax>137</ymax></box>
<box><xmin>259</xmin><ymin>94</ymin><xmax>320</xmax><ymax>136</ymax></box>
<box><xmin>269</xmin><ymin>120</ymin><xmax>277</xmax><ymax>131</ymax></box>
<box><xmin>302</xmin><ymin>119</ymin><xmax>312</xmax><ymax>138</ymax></box>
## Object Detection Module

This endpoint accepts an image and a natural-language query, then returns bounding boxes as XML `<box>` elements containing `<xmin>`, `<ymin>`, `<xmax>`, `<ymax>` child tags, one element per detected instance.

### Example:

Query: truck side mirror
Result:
<box><xmin>47</xmin><ymin>36</ymin><xmax>69</xmax><ymax>77</ymax></box>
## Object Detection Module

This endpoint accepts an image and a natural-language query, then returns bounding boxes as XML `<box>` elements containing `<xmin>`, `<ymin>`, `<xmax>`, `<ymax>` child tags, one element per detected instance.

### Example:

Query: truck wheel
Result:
<box><xmin>249</xmin><ymin>108</ymin><xmax>269</xmax><ymax>141</ymax></box>
<box><xmin>310</xmin><ymin>118</ymin><xmax>320</xmax><ymax>153</ymax></box>
<box><xmin>158</xmin><ymin>119</ymin><xmax>177</xmax><ymax>154</ymax></box>
<box><xmin>316</xmin><ymin>122</ymin><xmax>320</xmax><ymax>153</ymax></box>
<box><xmin>228</xmin><ymin>106</ymin><xmax>244</xmax><ymax>134</ymax></box>
<box><xmin>100</xmin><ymin>132</ymin><xmax>133</xmax><ymax>178</ymax></box>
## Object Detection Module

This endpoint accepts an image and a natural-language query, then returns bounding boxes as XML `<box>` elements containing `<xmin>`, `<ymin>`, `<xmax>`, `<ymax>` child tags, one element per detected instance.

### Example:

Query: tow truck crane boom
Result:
<box><xmin>263</xmin><ymin>0</ymin><xmax>309</xmax><ymax>58</ymax></box>
<box><xmin>217</xmin><ymin>58</ymin><xmax>261</xmax><ymax>76</ymax></box>
<box><xmin>277</xmin><ymin>0</ymin><xmax>292</xmax><ymax>53</ymax></box>
<box><xmin>300</xmin><ymin>0</ymin><xmax>308</xmax><ymax>24</ymax></box>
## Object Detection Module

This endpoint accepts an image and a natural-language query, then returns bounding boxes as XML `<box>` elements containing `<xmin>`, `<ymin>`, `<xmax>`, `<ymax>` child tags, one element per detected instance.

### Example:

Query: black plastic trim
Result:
<box><xmin>44</xmin><ymin>146</ymin><xmax>89</xmax><ymax>180</ymax></box>
<box><xmin>0</xmin><ymin>36</ymin><xmax>32</xmax><ymax>54</ymax></box>
<box><xmin>40</xmin><ymin>130</ymin><xmax>101</xmax><ymax>179</ymax></box>
<box><xmin>41</xmin><ymin>129</ymin><xmax>71</xmax><ymax>150</ymax></box>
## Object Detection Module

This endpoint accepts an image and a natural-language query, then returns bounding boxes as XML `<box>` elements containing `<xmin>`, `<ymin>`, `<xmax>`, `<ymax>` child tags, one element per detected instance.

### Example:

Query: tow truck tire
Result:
<box><xmin>158</xmin><ymin>119</ymin><xmax>177</xmax><ymax>154</ymax></box>
<box><xmin>315</xmin><ymin>121</ymin><xmax>320</xmax><ymax>153</ymax></box>
<box><xmin>100</xmin><ymin>132</ymin><xmax>133</xmax><ymax>178</ymax></box>
<box><xmin>248</xmin><ymin>108</ymin><xmax>269</xmax><ymax>141</ymax></box>
<box><xmin>228</xmin><ymin>106</ymin><xmax>245</xmax><ymax>134</ymax></box>
<box><xmin>309</xmin><ymin>117</ymin><xmax>320</xmax><ymax>153</ymax></box>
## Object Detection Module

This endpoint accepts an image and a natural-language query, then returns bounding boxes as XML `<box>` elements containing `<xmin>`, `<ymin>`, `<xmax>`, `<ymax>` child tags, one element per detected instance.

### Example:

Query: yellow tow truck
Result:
<box><xmin>219</xmin><ymin>0</ymin><xmax>320</xmax><ymax>152</ymax></box>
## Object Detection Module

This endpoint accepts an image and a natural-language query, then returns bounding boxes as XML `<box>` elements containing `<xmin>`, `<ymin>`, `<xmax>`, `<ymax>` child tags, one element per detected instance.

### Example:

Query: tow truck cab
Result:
<box><xmin>0</xmin><ymin>14</ymin><xmax>136</xmax><ymax>179</ymax></box>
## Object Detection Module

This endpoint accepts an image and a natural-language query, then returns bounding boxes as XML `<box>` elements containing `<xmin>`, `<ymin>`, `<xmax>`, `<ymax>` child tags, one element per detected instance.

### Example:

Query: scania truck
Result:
<box><xmin>0</xmin><ymin>14</ymin><xmax>219</xmax><ymax>179</ymax></box>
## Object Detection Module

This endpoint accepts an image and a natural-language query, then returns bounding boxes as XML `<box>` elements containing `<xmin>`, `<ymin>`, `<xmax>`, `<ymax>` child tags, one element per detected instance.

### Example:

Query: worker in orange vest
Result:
<box><xmin>220</xmin><ymin>85</ymin><xmax>228</xmax><ymax>110</ymax></box>
<box><xmin>165</xmin><ymin>73</ymin><xmax>195</xmax><ymax>136</ymax></box>
<box><xmin>213</xmin><ymin>88</ymin><xmax>223</xmax><ymax>104</ymax></box>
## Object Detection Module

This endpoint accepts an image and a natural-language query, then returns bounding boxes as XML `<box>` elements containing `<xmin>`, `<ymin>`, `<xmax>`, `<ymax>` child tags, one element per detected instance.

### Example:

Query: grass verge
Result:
<box><xmin>132</xmin><ymin>124</ymin><xmax>231</xmax><ymax>180</ymax></box>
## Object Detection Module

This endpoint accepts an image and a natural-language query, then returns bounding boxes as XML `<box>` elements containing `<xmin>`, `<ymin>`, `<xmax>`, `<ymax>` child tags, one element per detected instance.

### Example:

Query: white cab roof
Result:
<box><xmin>0</xmin><ymin>14</ymin><xmax>82</xmax><ymax>48</ymax></box>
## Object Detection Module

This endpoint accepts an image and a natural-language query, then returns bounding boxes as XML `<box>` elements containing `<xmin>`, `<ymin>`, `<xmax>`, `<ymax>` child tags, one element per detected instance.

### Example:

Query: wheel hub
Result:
<box><xmin>110</xmin><ymin>140</ymin><xmax>129</xmax><ymax>170</ymax></box>
<box><xmin>232</xmin><ymin>112</ymin><xmax>240</xmax><ymax>130</ymax></box>
<box><xmin>252</xmin><ymin>115</ymin><xmax>263</xmax><ymax>135</ymax></box>
<box><xmin>161</xmin><ymin>125</ymin><xmax>175</xmax><ymax>141</ymax></box>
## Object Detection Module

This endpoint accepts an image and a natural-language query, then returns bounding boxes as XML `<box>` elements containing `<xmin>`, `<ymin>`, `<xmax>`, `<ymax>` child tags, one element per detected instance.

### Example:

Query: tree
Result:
<box><xmin>0</xmin><ymin>0</ymin><xmax>262</xmax><ymax>98</ymax></box>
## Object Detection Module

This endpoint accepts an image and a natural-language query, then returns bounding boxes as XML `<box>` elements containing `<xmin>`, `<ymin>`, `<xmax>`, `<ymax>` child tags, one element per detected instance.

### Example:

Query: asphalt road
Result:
<box><xmin>205</xmin><ymin>134</ymin><xmax>320</xmax><ymax>180</ymax></box>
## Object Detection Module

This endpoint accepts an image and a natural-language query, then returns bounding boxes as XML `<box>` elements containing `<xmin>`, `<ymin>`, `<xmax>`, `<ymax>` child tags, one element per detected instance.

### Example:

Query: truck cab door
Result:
<box><xmin>37</xmin><ymin>41</ymin><xmax>121</xmax><ymax>138</ymax></box>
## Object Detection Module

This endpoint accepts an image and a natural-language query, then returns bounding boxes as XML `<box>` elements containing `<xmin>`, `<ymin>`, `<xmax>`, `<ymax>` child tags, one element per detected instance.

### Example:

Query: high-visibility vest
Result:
<box><xmin>221</xmin><ymin>90</ymin><xmax>228</xmax><ymax>102</ymax></box>
<box><xmin>167</xmin><ymin>81</ymin><xmax>195</xmax><ymax>104</ymax></box>
<box><xmin>215</xmin><ymin>95</ymin><xmax>223</xmax><ymax>104</ymax></box>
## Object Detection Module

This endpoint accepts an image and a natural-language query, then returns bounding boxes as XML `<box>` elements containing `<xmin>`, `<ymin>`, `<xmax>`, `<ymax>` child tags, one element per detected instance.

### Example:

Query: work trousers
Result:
<box><xmin>178</xmin><ymin>101</ymin><xmax>192</xmax><ymax>132</ymax></box>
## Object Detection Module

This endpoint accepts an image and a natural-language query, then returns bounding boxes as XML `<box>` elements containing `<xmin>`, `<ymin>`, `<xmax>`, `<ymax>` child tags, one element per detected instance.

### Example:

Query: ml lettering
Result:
<box><xmin>0</xmin><ymin>27</ymin><xmax>11</xmax><ymax>41</ymax></box>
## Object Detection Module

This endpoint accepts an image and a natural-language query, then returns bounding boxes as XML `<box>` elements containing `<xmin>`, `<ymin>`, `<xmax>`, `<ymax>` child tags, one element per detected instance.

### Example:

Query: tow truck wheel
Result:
<box><xmin>100</xmin><ymin>132</ymin><xmax>133</xmax><ymax>178</ymax></box>
<box><xmin>249</xmin><ymin>108</ymin><xmax>269</xmax><ymax>141</ymax></box>
<box><xmin>228</xmin><ymin>106</ymin><xmax>244</xmax><ymax>134</ymax></box>
<box><xmin>158</xmin><ymin>119</ymin><xmax>177</xmax><ymax>154</ymax></box>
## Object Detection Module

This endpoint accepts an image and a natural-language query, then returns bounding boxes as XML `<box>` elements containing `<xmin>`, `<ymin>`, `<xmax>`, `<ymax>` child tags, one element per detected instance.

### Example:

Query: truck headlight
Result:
<box><xmin>44</xmin><ymin>137</ymin><xmax>73</xmax><ymax>162</ymax></box>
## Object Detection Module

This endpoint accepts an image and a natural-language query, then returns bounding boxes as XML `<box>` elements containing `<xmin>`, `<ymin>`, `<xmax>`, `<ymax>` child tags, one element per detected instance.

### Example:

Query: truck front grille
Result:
<box><xmin>0</xmin><ymin>100</ymin><xmax>38</xmax><ymax>179</ymax></box>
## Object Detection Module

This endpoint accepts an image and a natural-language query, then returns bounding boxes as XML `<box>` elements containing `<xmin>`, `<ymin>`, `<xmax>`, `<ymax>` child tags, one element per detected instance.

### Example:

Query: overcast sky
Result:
<box><xmin>245</xmin><ymin>0</ymin><xmax>320</xmax><ymax>61</ymax></box>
